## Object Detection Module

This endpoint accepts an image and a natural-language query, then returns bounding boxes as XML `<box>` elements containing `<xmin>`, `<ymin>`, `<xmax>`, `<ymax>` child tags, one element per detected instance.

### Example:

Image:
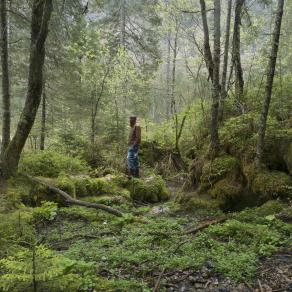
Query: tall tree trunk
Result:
<box><xmin>232</xmin><ymin>0</ymin><xmax>245</xmax><ymax>105</ymax></box>
<box><xmin>40</xmin><ymin>90</ymin><xmax>46</xmax><ymax>150</ymax></box>
<box><xmin>170</xmin><ymin>28</ymin><xmax>178</xmax><ymax>118</ymax></box>
<box><xmin>255</xmin><ymin>0</ymin><xmax>285</xmax><ymax>168</ymax></box>
<box><xmin>199</xmin><ymin>0</ymin><xmax>214</xmax><ymax>82</ymax></box>
<box><xmin>221</xmin><ymin>0</ymin><xmax>232</xmax><ymax>98</ymax></box>
<box><xmin>120</xmin><ymin>0</ymin><xmax>126</xmax><ymax>47</ymax></box>
<box><xmin>1</xmin><ymin>0</ymin><xmax>53</xmax><ymax>176</ymax></box>
<box><xmin>165</xmin><ymin>32</ymin><xmax>171</xmax><ymax>119</ymax></box>
<box><xmin>0</xmin><ymin>0</ymin><xmax>11</xmax><ymax>154</ymax></box>
<box><xmin>210</xmin><ymin>0</ymin><xmax>221</xmax><ymax>157</ymax></box>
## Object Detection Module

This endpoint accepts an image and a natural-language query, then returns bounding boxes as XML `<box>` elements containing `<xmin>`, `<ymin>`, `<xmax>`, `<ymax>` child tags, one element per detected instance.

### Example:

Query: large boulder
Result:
<box><xmin>126</xmin><ymin>175</ymin><xmax>170</xmax><ymax>203</ymax></box>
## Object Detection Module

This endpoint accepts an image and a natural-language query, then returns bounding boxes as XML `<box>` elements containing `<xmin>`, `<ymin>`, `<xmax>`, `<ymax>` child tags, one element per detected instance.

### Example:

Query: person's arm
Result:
<box><xmin>134</xmin><ymin>126</ymin><xmax>141</xmax><ymax>145</ymax></box>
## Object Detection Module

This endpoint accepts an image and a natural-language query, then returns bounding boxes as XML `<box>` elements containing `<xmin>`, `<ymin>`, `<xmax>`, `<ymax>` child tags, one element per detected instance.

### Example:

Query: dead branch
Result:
<box><xmin>22</xmin><ymin>174</ymin><xmax>123</xmax><ymax>217</ymax></box>
<box><xmin>185</xmin><ymin>216</ymin><xmax>228</xmax><ymax>235</ymax></box>
<box><xmin>153</xmin><ymin>267</ymin><xmax>166</xmax><ymax>292</ymax></box>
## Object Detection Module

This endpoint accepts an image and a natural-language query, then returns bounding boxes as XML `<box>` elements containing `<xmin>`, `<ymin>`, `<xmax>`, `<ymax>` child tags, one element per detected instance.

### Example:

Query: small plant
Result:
<box><xmin>33</xmin><ymin>201</ymin><xmax>58</xmax><ymax>221</ymax></box>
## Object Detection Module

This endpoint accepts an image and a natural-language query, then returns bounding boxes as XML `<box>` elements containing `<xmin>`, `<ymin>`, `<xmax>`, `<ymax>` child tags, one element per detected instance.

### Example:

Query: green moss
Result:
<box><xmin>283</xmin><ymin>143</ymin><xmax>292</xmax><ymax>174</ymax></box>
<box><xmin>57</xmin><ymin>175</ymin><xmax>76</xmax><ymax>198</ymax></box>
<box><xmin>187</xmin><ymin>197</ymin><xmax>222</xmax><ymax>211</ymax></box>
<box><xmin>209</xmin><ymin>178</ymin><xmax>243</xmax><ymax>209</ymax></box>
<box><xmin>126</xmin><ymin>175</ymin><xmax>169</xmax><ymax>203</ymax></box>
<box><xmin>200</xmin><ymin>155</ymin><xmax>240</xmax><ymax>191</ymax></box>
<box><xmin>19</xmin><ymin>151</ymin><xmax>89</xmax><ymax>177</ymax></box>
<box><xmin>246</xmin><ymin>166</ymin><xmax>292</xmax><ymax>200</ymax></box>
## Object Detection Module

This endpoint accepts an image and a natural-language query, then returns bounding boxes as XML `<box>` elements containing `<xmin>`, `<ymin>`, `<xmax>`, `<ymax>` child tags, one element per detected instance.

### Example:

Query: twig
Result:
<box><xmin>153</xmin><ymin>267</ymin><xmax>165</xmax><ymax>292</ymax></box>
<box><xmin>243</xmin><ymin>280</ymin><xmax>253</xmax><ymax>291</ymax></box>
<box><xmin>258</xmin><ymin>279</ymin><xmax>263</xmax><ymax>292</ymax></box>
<box><xmin>185</xmin><ymin>216</ymin><xmax>228</xmax><ymax>235</ymax></box>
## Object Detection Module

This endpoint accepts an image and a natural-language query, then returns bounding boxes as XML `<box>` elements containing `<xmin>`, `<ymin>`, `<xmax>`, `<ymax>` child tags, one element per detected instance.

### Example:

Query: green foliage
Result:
<box><xmin>19</xmin><ymin>151</ymin><xmax>89</xmax><ymax>177</ymax></box>
<box><xmin>33</xmin><ymin>201</ymin><xmax>58</xmax><ymax>221</ymax></box>
<box><xmin>245</xmin><ymin>165</ymin><xmax>292</xmax><ymax>200</ymax></box>
<box><xmin>200</xmin><ymin>155</ymin><xmax>240</xmax><ymax>190</ymax></box>
<box><xmin>0</xmin><ymin>244</ymin><xmax>93</xmax><ymax>291</ymax></box>
<box><xmin>57</xmin><ymin>174</ymin><xmax>76</xmax><ymax>197</ymax></box>
<box><xmin>209</xmin><ymin>178</ymin><xmax>243</xmax><ymax>209</ymax></box>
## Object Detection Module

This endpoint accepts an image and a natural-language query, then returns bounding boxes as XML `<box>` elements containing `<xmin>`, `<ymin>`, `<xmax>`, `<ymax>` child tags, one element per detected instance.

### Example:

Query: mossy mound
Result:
<box><xmin>200</xmin><ymin>155</ymin><xmax>241</xmax><ymax>191</ymax></box>
<box><xmin>209</xmin><ymin>178</ymin><xmax>243</xmax><ymax>206</ymax></box>
<box><xmin>19</xmin><ymin>150</ymin><xmax>89</xmax><ymax>177</ymax></box>
<box><xmin>139</xmin><ymin>140</ymin><xmax>170</xmax><ymax>167</ymax></box>
<box><xmin>220</xmin><ymin>113</ymin><xmax>256</xmax><ymax>159</ymax></box>
<box><xmin>283</xmin><ymin>143</ymin><xmax>292</xmax><ymax>174</ymax></box>
<box><xmin>244</xmin><ymin>164</ymin><xmax>292</xmax><ymax>200</ymax></box>
<box><xmin>25</xmin><ymin>173</ymin><xmax>169</xmax><ymax>206</ymax></box>
<box><xmin>126</xmin><ymin>175</ymin><xmax>170</xmax><ymax>203</ymax></box>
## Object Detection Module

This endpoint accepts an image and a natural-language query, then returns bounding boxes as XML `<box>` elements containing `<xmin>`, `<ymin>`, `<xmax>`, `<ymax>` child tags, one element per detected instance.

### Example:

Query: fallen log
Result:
<box><xmin>22</xmin><ymin>174</ymin><xmax>123</xmax><ymax>217</ymax></box>
<box><xmin>185</xmin><ymin>216</ymin><xmax>228</xmax><ymax>235</ymax></box>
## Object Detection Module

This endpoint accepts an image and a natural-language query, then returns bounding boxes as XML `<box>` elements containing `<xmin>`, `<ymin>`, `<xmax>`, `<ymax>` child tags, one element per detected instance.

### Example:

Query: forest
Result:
<box><xmin>0</xmin><ymin>0</ymin><xmax>291</xmax><ymax>291</ymax></box>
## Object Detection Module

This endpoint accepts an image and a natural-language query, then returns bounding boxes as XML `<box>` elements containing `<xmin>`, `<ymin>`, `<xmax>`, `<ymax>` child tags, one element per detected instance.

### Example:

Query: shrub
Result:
<box><xmin>33</xmin><ymin>201</ymin><xmax>58</xmax><ymax>221</ymax></box>
<box><xmin>19</xmin><ymin>151</ymin><xmax>89</xmax><ymax>177</ymax></box>
<box><xmin>200</xmin><ymin>155</ymin><xmax>240</xmax><ymax>191</ymax></box>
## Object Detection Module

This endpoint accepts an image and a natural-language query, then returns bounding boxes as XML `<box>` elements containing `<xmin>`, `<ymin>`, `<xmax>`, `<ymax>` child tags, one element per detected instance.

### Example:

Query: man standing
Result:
<box><xmin>128</xmin><ymin>116</ymin><xmax>141</xmax><ymax>177</ymax></box>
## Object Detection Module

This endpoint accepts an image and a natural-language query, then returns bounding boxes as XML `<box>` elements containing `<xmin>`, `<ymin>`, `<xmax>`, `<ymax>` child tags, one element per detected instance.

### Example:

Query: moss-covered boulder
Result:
<box><xmin>200</xmin><ymin>155</ymin><xmax>241</xmax><ymax>192</ymax></box>
<box><xmin>126</xmin><ymin>175</ymin><xmax>170</xmax><ymax>203</ymax></box>
<box><xmin>283</xmin><ymin>143</ymin><xmax>292</xmax><ymax>175</ymax></box>
<box><xmin>209</xmin><ymin>178</ymin><xmax>244</xmax><ymax>210</ymax></box>
<box><xmin>244</xmin><ymin>164</ymin><xmax>292</xmax><ymax>200</ymax></box>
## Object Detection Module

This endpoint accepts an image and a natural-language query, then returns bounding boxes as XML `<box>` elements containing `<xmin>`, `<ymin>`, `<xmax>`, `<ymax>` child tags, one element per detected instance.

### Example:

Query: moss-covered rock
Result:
<box><xmin>126</xmin><ymin>175</ymin><xmax>170</xmax><ymax>203</ymax></box>
<box><xmin>283</xmin><ymin>143</ymin><xmax>292</xmax><ymax>175</ymax></box>
<box><xmin>244</xmin><ymin>164</ymin><xmax>292</xmax><ymax>200</ymax></box>
<box><xmin>209</xmin><ymin>178</ymin><xmax>243</xmax><ymax>210</ymax></box>
<box><xmin>200</xmin><ymin>155</ymin><xmax>241</xmax><ymax>191</ymax></box>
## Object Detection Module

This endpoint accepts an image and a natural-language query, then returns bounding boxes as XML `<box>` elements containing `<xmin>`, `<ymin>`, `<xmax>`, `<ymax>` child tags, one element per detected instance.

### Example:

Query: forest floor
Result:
<box><xmin>35</xmin><ymin>179</ymin><xmax>292</xmax><ymax>292</ymax></box>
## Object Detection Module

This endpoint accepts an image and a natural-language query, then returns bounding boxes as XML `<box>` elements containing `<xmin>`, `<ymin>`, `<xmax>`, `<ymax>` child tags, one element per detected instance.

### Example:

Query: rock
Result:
<box><xmin>205</xmin><ymin>260</ymin><xmax>215</xmax><ymax>269</ymax></box>
<box><xmin>148</xmin><ymin>206</ymin><xmax>170</xmax><ymax>216</ymax></box>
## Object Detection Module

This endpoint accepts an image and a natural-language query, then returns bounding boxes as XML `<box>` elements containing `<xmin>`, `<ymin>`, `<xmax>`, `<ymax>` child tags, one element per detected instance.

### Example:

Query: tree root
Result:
<box><xmin>22</xmin><ymin>174</ymin><xmax>123</xmax><ymax>217</ymax></box>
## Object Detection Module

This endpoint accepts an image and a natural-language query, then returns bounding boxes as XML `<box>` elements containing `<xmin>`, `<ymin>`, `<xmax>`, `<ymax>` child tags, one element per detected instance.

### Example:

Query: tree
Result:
<box><xmin>210</xmin><ymin>0</ymin><xmax>221</xmax><ymax>156</ymax></box>
<box><xmin>255</xmin><ymin>0</ymin><xmax>285</xmax><ymax>168</ymax></box>
<box><xmin>221</xmin><ymin>0</ymin><xmax>232</xmax><ymax>99</ymax></box>
<box><xmin>232</xmin><ymin>0</ymin><xmax>245</xmax><ymax>109</ymax></box>
<box><xmin>40</xmin><ymin>89</ymin><xmax>46</xmax><ymax>150</ymax></box>
<box><xmin>199</xmin><ymin>0</ymin><xmax>214</xmax><ymax>82</ymax></box>
<box><xmin>0</xmin><ymin>0</ymin><xmax>11</xmax><ymax>154</ymax></box>
<box><xmin>1</xmin><ymin>0</ymin><xmax>53</xmax><ymax>176</ymax></box>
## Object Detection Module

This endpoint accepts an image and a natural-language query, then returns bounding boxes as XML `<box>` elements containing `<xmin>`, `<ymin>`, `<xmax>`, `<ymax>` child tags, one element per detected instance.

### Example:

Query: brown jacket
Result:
<box><xmin>128</xmin><ymin>125</ymin><xmax>141</xmax><ymax>146</ymax></box>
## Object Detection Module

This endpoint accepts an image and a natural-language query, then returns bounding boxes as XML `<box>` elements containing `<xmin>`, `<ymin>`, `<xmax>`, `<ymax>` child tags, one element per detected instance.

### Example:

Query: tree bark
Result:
<box><xmin>0</xmin><ymin>0</ymin><xmax>11</xmax><ymax>154</ymax></box>
<box><xmin>255</xmin><ymin>0</ymin><xmax>285</xmax><ymax>168</ymax></box>
<box><xmin>1</xmin><ymin>0</ymin><xmax>53</xmax><ymax>176</ymax></box>
<box><xmin>221</xmin><ymin>0</ymin><xmax>232</xmax><ymax>98</ymax></box>
<box><xmin>170</xmin><ymin>26</ymin><xmax>179</xmax><ymax>118</ymax></box>
<box><xmin>165</xmin><ymin>32</ymin><xmax>171</xmax><ymax>119</ymax></box>
<box><xmin>40</xmin><ymin>90</ymin><xmax>46</xmax><ymax>150</ymax></box>
<box><xmin>210</xmin><ymin>0</ymin><xmax>221</xmax><ymax>157</ymax></box>
<box><xmin>199</xmin><ymin>0</ymin><xmax>214</xmax><ymax>82</ymax></box>
<box><xmin>232</xmin><ymin>0</ymin><xmax>245</xmax><ymax>104</ymax></box>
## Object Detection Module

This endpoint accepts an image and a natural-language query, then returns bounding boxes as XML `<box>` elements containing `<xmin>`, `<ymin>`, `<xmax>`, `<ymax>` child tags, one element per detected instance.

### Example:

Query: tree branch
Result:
<box><xmin>22</xmin><ymin>174</ymin><xmax>124</xmax><ymax>217</ymax></box>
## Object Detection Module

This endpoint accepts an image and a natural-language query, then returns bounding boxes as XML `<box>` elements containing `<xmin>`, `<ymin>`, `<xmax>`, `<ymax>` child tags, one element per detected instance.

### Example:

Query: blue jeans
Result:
<box><xmin>127</xmin><ymin>145</ymin><xmax>139</xmax><ymax>173</ymax></box>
